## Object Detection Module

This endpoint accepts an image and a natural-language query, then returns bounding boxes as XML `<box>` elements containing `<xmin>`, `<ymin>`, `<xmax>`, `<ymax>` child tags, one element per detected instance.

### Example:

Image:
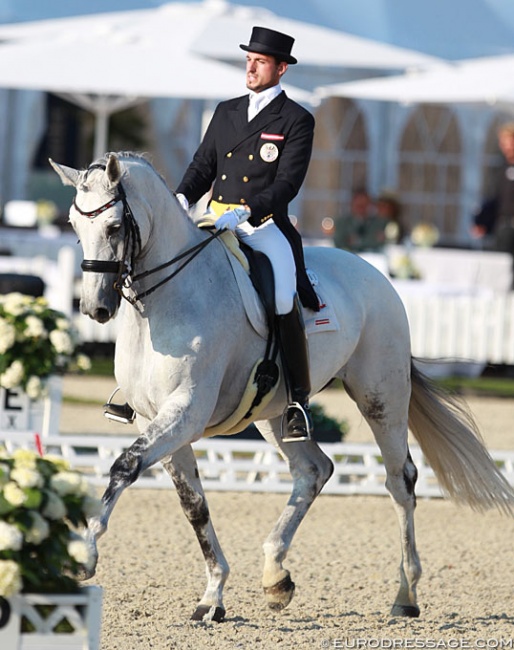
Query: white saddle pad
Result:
<box><xmin>218</xmin><ymin>234</ymin><xmax>339</xmax><ymax>338</ymax></box>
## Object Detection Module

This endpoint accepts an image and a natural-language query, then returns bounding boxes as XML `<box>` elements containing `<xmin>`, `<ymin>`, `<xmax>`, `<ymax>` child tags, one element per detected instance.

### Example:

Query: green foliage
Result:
<box><xmin>311</xmin><ymin>403</ymin><xmax>349</xmax><ymax>442</ymax></box>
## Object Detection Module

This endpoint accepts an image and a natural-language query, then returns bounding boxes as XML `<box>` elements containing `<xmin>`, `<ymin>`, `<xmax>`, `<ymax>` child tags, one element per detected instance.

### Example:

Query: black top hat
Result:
<box><xmin>240</xmin><ymin>26</ymin><xmax>297</xmax><ymax>65</ymax></box>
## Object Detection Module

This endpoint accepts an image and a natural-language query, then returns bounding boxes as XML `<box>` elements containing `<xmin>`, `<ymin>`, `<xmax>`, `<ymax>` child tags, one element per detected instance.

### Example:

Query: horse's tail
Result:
<box><xmin>408</xmin><ymin>360</ymin><xmax>514</xmax><ymax>515</ymax></box>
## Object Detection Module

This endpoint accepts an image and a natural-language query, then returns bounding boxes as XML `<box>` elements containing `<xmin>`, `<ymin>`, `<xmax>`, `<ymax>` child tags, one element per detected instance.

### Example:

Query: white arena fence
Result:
<box><xmin>1</xmin><ymin>431</ymin><xmax>514</xmax><ymax>498</ymax></box>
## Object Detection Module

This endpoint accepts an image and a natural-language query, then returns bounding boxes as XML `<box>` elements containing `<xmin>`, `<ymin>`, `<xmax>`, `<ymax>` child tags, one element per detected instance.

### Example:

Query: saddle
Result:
<box><xmin>196</xmin><ymin>217</ymin><xmax>339</xmax><ymax>436</ymax></box>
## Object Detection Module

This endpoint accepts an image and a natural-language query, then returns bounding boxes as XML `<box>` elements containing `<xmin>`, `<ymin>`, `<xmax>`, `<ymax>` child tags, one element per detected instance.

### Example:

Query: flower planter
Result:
<box><xmin>0</xmin><ymin>586</ymin><xmax>102</xmax><ymax>650</ymax></box>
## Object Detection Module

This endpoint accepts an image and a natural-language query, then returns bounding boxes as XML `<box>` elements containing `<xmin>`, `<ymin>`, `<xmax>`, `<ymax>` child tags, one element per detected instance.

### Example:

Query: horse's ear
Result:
<box><xmin>49</xmin><ymin>158</ymin><xmax>80</xmax><ymax>188</ymax></box>
<box><xmin>106</xmin><ymin>154</ymin><xmax>122</xmax><ymax>187</ymax></box>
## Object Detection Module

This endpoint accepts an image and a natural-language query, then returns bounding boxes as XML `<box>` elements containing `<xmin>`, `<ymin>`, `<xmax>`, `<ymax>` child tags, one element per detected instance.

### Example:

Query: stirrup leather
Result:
<box><xmin>280</xmin><ymin>402</ymin><xmax>312</xmax><ymax>443</ymax></box>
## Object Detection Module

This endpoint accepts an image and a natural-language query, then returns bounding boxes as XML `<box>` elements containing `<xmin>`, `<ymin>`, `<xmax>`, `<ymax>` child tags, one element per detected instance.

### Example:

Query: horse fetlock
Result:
<box><xmin>263</xmin><ymin>572</ymin><xmax>296</xmax><ymax>611</ymax></box>
<box><xmin>191</xmin><ymin>605</ymin><xmax>226</xmax><ymax>623</ymax></box>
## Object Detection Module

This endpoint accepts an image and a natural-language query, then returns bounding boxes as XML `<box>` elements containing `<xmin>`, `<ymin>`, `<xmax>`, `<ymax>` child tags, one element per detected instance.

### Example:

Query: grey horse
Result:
<box><xmin>51</xmin><ymin>152</ymin><xmax>514</xmax><ymax>623</ymax></box>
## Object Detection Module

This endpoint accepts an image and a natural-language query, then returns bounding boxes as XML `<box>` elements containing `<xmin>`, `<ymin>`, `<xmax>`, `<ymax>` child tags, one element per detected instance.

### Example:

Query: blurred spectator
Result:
<box><xmin>376</xmin><ymin>190</ymin><xmax>406</xmax><ymax>244</ymax></box>
<box><xmin>472</xmin><ymin>123</ymin><xmax>514</xmax><ymax>270</ymax></box>
<box><xmin>333</xmin><ymin>188</ymin><xmax>386</xmax><ymax>252</ymax></box>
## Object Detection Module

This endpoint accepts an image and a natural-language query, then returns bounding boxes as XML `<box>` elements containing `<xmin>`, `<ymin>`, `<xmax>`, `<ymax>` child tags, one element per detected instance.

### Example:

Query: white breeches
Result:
<box><xmin>236</xmin><ymin>220</ymin><xmax>296</xmax><ymax>315</ymax></box>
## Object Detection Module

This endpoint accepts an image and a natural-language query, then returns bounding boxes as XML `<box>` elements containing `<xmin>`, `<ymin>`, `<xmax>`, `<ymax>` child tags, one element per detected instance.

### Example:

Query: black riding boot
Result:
<box><xmin>277</xmin><ymin>296</ymin><xmax>312</xmax><ymax>442</ymax></box>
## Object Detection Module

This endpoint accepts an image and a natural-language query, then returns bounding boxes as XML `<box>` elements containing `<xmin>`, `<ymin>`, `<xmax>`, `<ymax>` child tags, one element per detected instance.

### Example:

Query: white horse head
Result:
<box><xmin>50</xmin><ymin>152</ymin><xmax>191</xmax><ymax>323</ymax></box>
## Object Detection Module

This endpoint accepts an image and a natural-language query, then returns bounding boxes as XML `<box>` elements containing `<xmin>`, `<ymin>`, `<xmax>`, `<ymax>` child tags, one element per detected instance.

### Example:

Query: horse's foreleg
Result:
<box><xmin>257</xmin><ymin>419</ymin><xmax>334</xmax><ymax>610</ymax></box>
<box><xmin>79</xmin><ymin>436</ymin><xmax>149</xmax><ymax>579</ymax></box>
<box><xmin>162</xmin><ymin>444</ymin><xmax>229</xmax><ymax>623</ymax></box>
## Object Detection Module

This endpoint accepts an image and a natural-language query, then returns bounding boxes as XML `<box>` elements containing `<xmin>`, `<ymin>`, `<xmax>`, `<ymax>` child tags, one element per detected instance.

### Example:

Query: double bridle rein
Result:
<box><xmin>74</xmin><ymin>163</ymin><xmax>222</xmax><ymax>305</ymax></box>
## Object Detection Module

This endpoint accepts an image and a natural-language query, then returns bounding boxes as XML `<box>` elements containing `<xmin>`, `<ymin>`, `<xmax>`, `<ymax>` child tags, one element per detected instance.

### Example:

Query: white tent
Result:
<box><xmin>316</xmin><ymin>54</ymin><xmax>514</xmax><ymax>106</ymax></box>
<box><xmin>0</xmin><ymin>1</ymin><xmax>443</xmax><ymax>157</ymax></box>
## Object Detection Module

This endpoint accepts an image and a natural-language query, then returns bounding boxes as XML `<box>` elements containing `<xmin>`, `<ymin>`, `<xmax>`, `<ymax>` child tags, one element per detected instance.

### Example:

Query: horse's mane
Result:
<box><xmin>90</xmin><ymin>151</ymin><xmax>171</xmax><ymax>192</ymax></box>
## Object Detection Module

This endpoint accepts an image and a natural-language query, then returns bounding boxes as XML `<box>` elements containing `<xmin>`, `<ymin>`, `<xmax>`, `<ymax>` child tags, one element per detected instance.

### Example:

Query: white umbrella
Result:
<box><xmin>0</xmin><ymin>1</ymin><xmax>319</xmax><ymax>157</ymax></box>
<box><xmin>315</xmin><ymin>54</ymin><xmax>514</xmax><ymax>105</ymax></box>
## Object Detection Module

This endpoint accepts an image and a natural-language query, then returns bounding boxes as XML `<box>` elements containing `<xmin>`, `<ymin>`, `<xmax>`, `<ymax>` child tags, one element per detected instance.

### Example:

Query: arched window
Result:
<box><xmin>302</xmin><ymin>97</ymin><xmax>368</xmax><ymax>237</ymax></box>
<box><xmin>398</xmin><ymin>105</ymin><xmax>461</xmax><ymax>239</ymax></box>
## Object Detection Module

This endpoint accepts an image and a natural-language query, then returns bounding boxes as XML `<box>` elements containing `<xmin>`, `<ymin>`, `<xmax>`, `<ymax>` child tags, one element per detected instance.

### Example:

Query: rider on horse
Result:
<box><xmin>105</xmin><ymin>26</ymin><xmax>319</xmax><ymax>441</ymax></box>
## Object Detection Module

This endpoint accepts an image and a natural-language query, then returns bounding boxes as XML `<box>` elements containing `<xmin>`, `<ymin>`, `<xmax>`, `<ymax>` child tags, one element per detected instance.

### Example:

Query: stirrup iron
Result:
<box><xmin>280</xmin><ymin>401</ymin><xmax>312</xmax><ymax>443</ymax></box>
<box><xmin>103</xmin><ymin>387</ymin><xmax>136</xmax><ymax>424</ymax></box>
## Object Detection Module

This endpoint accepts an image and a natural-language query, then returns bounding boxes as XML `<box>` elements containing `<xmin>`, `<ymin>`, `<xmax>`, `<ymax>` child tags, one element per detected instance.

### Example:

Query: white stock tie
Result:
<box><xmin>248</xmin><ymin>94</ymin><xmax>262</xmax><ymax>121</ymax></box>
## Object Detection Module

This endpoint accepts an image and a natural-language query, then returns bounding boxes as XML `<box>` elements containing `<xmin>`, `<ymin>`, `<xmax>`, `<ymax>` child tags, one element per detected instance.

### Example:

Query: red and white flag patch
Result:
<box><xmin>261</xmin><ymin>133</ymin><xmax>285</xmax><ymax>141</ymax></box>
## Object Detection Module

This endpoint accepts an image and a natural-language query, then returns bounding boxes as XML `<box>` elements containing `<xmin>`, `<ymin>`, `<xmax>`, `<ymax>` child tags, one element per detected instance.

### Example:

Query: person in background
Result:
<box><xmin>472</xmin><ymin>122</ymin><xmax>514</xmax><ymax>286</ymax></box>
<box><xmin>376</xmin><ymin>190</ymin><xmax>406</xmax><ymax>245</ymax></box>
<box><xmin>333</xmin><ymin>188</ymin><xmax>386</xmax><ymax>252</ymax></box>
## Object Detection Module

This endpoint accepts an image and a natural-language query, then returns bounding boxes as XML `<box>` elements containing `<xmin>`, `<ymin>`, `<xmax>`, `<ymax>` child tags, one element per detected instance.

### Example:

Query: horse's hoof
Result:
<box><xmin>76</xmin><ymin>564</ymin><xmax>96</xmax><ymax>581</ymax></box>
<box><xmin>191</xmin><ymin>605</ymin><xmax>226</xmax><ymax>622</ymax></box>
<box><xmin>390</xmin><ymin>604</ymin><xmax>420</xmax><ymax>618</ymax></box>
<box><xmin>263</xmin><ymin>574</ymin><xmax>296</xmax><ymax>611</ymax></box>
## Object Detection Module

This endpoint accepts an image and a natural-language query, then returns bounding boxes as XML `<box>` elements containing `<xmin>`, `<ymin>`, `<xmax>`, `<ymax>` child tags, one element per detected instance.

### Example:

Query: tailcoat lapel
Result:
<box><xmin>226</xmin><ymin>92</ymin><xmax>287</xmax><ymax>153</ymax></box>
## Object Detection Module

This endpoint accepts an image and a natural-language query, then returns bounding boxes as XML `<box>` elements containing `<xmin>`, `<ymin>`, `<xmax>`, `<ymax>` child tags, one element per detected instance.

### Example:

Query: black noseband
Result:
<box><xmin>81</xmin><ymin>259</ymin><xmax>126</xmax><ymax>274</ymax></box>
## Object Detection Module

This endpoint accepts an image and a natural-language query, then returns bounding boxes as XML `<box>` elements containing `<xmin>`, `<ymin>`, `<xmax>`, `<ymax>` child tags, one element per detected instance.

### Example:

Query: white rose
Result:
<box><xmin>0</xmin><ymin>521</ymin><xmax>23</xmax><ymax>552</ymax></box>
<box><xmin>25</xmin><ymin>511</ymin><xmax>50</xmax><ymax>545</ymax></box>
<box><xmin>11</xmin><ymin>466</ymin><xmax>43</xmax><ymax>489</ymax></box>
<box><xmin>56</xmin><ymin>317</ymin><xmax>70</xmax><ymax>330</ymax></box>
<box><xmin>0</xmin><ymin>319</ymin><xmax>16</xmax><ymax>354</ymax></box>
<box><xmin>26</xmin><ymin>375</ymin><xmax>44</xmax><ymax>400</ymax></box>
<box><xmin>0</xmin><ymin>360</ymin><xmax>24</xmax><ymax>389</ymax></box>
<box><xmin>50</xmin><ymin>471</ymin><xmax>86</xmax><ymax>497</ymax></box>
<box><xmin>49</xmin><ymin>329</ymin><xmax>74</xmax><ymax>355</ymax></box>
<box><xmin>76</xmin><ymin>354</ymin><xmax>92</xmax><ymax>371</ymax></box>
<box><xmin>2</xmin><ymin>293</ymin><xmax>30</xmax><ymax>316</ymax></box>
<box><xmin>24</xmin><ymin>315</ymin><xmax>47</xmax><ymax>338</ymax></box>
<box><xmin>0</xmin><ymin>560</ymin><xmax>22</xmax><ymax>597</ymax></box>
<box><xmin>13</xmin><ymin>448</ymin><xmax>38</xmax><ymax>469</ymax></box>
<box><xmin>68</xmin><ymin>539</ymin><xmax>91</xmax><ymax>565</ymax></box>
<box><xmin>3</xmin><ymin>482</ymin><xmax>28</xmax><ymax>507</ymax></box>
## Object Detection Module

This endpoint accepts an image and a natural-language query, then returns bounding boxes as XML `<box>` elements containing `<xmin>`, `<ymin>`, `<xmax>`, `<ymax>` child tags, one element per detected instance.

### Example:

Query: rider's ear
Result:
<box><xmin>106</xmin><ymin>154</ymin><xmax>122</xmax><ymax>187</ymax></box>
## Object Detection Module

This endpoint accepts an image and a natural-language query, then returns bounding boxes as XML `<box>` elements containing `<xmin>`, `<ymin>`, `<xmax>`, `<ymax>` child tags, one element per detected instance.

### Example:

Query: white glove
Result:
<box><xmin>214</xmin><ymin>207</ymin><xmax>250</xmax><ymax>231</ymax></box>
<box><xmin>176</xmin><ymin>193</ymin><xmax>189</xmax><ymax>211</ymax></box>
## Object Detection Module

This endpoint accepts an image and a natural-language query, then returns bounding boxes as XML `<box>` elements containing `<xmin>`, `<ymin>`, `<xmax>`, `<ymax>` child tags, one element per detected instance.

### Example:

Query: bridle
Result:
<box><xmin>74</xmin><ymin>163</ymin><xmax>223</xmax><ymax>305</ymax></box>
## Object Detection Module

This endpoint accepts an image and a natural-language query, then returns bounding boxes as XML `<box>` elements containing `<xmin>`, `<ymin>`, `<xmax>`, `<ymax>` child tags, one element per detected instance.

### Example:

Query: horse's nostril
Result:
<box><xmin>93</xmin><ymin>308</ymin><xmax>111</xmax><ymax>324</ymax></box>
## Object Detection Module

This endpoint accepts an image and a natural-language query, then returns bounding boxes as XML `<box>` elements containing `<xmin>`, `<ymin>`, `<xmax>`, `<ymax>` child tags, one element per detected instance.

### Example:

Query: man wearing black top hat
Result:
<box><xmin>177</xmin><ymin>26</ymin><xmax>318</xmax><ymax>442</ymax></box>
<box><xmin>104</xmin><ymin>26</ymin><xmax>317</xmax><ymax>440</ymax></box>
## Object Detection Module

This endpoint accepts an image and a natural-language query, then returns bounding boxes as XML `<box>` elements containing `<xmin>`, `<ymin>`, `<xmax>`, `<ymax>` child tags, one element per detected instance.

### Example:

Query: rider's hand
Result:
<box><xmin>176</xmin><ymin>193</ymin><xmax>189</xmax><ymax>211</ymax></box>
<box><xmin>214</xmin><ymin>207</ymin><xmax>251</xmax><ymax>231</ymax></box>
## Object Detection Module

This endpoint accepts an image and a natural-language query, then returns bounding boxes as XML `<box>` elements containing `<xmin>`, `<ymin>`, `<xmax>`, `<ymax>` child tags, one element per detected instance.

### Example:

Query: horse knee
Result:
<box><xmin>105</xmin><ymin>439</ymin><xmax>147</xmax><ymax>500</ymax></box>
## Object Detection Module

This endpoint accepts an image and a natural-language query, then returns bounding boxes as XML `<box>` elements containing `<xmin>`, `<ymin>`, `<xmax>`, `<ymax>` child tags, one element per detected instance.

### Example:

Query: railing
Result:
<box><xmin>1</xmin><ymin>431</ymin><xmax>513</xmax><ymax>497</ymax></box>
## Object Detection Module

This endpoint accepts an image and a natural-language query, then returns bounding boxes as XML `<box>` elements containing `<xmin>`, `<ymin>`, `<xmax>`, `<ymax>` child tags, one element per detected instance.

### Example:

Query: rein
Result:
<box><xmin>75</xmin><ymin>163</ymin><xmax>223</xmax><ymax>305</ymax></box>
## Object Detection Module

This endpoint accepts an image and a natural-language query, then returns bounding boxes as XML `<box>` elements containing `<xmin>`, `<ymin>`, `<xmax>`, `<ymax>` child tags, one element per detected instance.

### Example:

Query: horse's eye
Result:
<box><xmin>106</xmin><ymin>223</ymin><xmax>121</xmax><ymax>238</ymax></box>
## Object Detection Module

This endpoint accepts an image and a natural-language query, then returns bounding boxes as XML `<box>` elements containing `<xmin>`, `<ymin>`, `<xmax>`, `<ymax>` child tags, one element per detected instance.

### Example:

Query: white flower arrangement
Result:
<box><xmin>0</xmin><ymin>292</ymin><xmax>91</xmax><ymax>400</ymax></box>
<box><xmin>0</xmin><ymin>448</ymin><xmax>102</xmax><ymax>597</ymax></box>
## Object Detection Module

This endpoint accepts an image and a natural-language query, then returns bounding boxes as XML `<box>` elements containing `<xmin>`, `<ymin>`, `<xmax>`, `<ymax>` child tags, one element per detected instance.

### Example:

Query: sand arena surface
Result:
<box><xmin>61</xmin><ymin>378</ymin><xmax>514</xmax><ymax>649</ymax></box>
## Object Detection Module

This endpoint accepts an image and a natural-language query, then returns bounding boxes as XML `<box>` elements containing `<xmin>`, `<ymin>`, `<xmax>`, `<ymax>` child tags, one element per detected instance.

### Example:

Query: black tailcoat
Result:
<box><xmin>177</xmin><ymin>91</ymin><xmax>319</xmax><ymax>311</ymax></box>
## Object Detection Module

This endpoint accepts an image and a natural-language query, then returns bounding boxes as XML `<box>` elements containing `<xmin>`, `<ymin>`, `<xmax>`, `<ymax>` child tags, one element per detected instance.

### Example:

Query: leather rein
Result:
<box><xmin>74</xmin><ymin>163</ymin><xmax>223</xmax><ymax>306</ymax></box>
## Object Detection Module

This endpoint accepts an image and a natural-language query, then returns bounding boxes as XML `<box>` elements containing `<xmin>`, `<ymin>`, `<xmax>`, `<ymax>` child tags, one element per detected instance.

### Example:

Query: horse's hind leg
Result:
<box><xmin>255</xmin><ymin>418</ymin><xmax>334</xmax><ymax>610</ymax></box>
<box><xmin>161</xmin><ymin>444</ymin><xmax>229</xmax><ymax>622</ymax></box>
<box><xmin>346</xmin><ymin>370</ymin><xmax>422</xmax><ymax>617</ymax></box>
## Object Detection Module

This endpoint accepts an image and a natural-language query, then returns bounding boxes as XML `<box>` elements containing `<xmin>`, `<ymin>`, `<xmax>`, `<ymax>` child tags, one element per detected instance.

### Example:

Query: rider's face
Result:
<box><xmin>245</xmin><ymin>53</ymin><xmax>287</xmax><ymax>93</ymax></box>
